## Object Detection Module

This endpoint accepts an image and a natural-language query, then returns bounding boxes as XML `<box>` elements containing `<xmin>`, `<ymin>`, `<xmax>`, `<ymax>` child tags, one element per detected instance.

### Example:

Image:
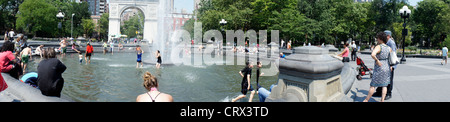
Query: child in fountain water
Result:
<box><xmin>232</xmin><ymin>61</ymin><xmax>256</xmax><ymax>102</ymax></box>
<box><xmin>19</xmin><ymin>45</ymin><xmax>32</xmax><ymax>74</ymax></box>
<box><xmin>136</xmin><ymin>45</ymin><xmax>144</xmax><ymax>68</ymax></box>
<box><xmin>78</xmin><ymin>51</ymin><xmax>83</xmax><ymax>64</ymax></box>
<box><xmin>155</xmin><ymin>50</ymin><xmax>161</xmax><ymax>69</ymax></box>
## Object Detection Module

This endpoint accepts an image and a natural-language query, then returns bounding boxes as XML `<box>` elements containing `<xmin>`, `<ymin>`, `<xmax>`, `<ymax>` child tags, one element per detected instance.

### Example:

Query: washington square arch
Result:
<box><xmin>108</xmin><ymin>0</ymin><xmax>160</xmax><ymax>42</ymax></box>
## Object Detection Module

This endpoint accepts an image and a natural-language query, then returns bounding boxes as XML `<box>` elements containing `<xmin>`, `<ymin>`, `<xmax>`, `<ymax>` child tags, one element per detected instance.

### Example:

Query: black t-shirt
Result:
<box><xmin>36</xmin><ymin>58</ymin><xmax>67</xmax><ymax>97</ymax></box>
<box><xmin>241</xmin><ymin>67</ymin><xmax>252</xmax><ymax>84</ymax></box>
<box><xmin>256</xmin><ymin>68</ymin><xmax>260</xmax><ymax>83</ymax></box>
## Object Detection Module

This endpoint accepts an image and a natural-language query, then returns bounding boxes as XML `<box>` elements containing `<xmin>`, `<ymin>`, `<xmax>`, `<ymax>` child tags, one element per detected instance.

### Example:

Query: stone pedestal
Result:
<box><xmin>325</xmin><ymin>44</ymin><xmax>338</xmax><ymax>54</ymax></box>
<box><xmin>266</xmin><ymin>46</ymin><xmax>344</xmax><ymax>102</ymax></box>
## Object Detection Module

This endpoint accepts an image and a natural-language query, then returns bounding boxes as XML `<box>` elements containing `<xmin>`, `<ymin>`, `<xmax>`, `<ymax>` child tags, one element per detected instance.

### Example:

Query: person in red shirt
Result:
<box><xmin>0</xmin><ymin>41</ymin><xmax>21</xmax><ymax>79</ymax></box>
<box><xmin>85</xmin><ymin>42</ymin><xmax>94</xmax><ymax>64</ymax></box>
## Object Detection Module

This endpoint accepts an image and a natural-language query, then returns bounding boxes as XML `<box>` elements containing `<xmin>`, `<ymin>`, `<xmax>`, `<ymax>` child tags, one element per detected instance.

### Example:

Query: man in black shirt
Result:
<box><xmin>37</xmin><ymin>48</ymin><xmax>66</xmax><ymax>97</ymax></box>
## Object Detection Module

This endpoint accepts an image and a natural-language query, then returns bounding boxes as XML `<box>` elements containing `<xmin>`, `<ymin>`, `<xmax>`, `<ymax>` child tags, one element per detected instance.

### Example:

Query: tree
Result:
<box><xmin>412</xmin><ymin>0</ymin><xmax>449</xmax><ymax>48</ymax></box>
<box><xmin>0</xmin><ymin>0</ymin><xmax>24</xmax><ymax>32</ymax></box>
<box><xmin>99</xmin><ymin>13</ymin><xmax>109</xmax><ymax>41</ymax></box>
<box><xmin>269</xmin><ymin>7</ymin><xmax>306</xmax><ymax>43</ymax></box>
<box><xmin>81</xmin><ymin>18</ymin><xmax>94</xmax><ymax>38</ymax></box>
<box><xmin>16</xmin><ymin>0</ymin><xmax>58</xmax><ymax>37</ymax></box>
<box><xmin>251</xmin><ymin>0</ymin><xmax>297</xmax><ymax>30</ymax></box>
<box><xmin>120</xmin><ymin>11</ymin><xmax>144</xmax><ymax>38</ymax></box>
<box><xmin>392</xmin><ymin>22</ymin><xmax>412</xmax><ymax>46</ymax></box>
<box><xmin>63</xmin><ymin>1</ymin><xmax>91</xmax><ymax>38</ymax></box>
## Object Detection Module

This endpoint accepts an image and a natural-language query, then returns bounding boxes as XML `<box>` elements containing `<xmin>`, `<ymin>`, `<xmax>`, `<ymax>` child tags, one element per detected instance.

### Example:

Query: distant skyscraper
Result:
<box><xmin>82</xmin><ymin>0</ymin><xmax>107</xmax><ymax>16</ymax></box>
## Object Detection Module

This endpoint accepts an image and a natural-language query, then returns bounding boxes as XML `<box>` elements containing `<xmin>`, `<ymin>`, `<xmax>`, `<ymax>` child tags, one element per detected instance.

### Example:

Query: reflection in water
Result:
<box><xmin>26</xmin><ymin>53</ymin><xmax>278</xmax><ymax>102</ymax></box>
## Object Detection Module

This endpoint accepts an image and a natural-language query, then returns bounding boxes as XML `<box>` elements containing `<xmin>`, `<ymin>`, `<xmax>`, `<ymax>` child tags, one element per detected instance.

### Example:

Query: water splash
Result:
<box><xmin>151</xmin><ymin>0</ymin><xmax>174</xmax><ymax>64</ymax></box>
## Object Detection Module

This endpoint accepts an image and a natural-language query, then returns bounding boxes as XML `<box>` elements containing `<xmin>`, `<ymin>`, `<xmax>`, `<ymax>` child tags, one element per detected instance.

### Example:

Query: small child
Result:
<box><xmin>78</xmin><ymin>51</ymin><xmax>83</xmax><ymax>64</ymax></box>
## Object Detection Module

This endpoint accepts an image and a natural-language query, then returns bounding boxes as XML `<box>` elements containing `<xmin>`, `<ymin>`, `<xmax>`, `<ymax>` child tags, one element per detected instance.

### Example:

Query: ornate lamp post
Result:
<box><xmin>219</xmin><ymin>19</ymin><xmax>227</xmax><ymax>31</ymax></box>
<box><xmin>399</xmin><ymin>5</ymin><xmax>411</xmax><ymax>64</ymax></box>
<box><xmin>71</xmin><ymin>13</ymin><xmax>75</xmax><ymax>39</ymax></box>
<box><xmin>219</xmin><ymin>19</ymin><xmax>227</xmax><ymax>45</ymax></box>
<box><xmin>56</xmin><ymin>10</ymin><xmax>65</xmax><ymax>41</ymax></box>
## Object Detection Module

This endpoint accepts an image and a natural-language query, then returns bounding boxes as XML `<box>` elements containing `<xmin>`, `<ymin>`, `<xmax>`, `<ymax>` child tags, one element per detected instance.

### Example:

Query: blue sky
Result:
<box><xmin>174</xmin><ymin>0</ymin><xmax>194</xmax><ymax>14</ymax></box>
<box><xmin>409</xmin><ymin>0</ymin><xmax>423</xmax><ymax>6</ymax></box>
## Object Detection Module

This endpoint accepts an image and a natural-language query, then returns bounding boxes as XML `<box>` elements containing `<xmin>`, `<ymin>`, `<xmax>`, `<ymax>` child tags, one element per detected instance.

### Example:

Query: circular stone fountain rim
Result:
<box><xmin>280</xmin><ymin>46</ymin><xmax>344</xmax><ymax>74</ymax></box>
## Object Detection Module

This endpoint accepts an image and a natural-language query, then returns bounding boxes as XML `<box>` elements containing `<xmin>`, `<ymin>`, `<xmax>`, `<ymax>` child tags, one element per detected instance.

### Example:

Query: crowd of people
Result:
<box><xmin>0</xmin><ymin>30</ymin><xmax>173</xmax><ymax>102</ymax></box>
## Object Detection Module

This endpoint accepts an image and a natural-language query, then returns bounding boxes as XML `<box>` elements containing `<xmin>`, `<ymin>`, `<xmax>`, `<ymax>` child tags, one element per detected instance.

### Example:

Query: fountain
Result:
<box><xmin>145</xmin><ymin>0</ymin><xmax>175</xmax><ymax>66</ymax></box>
<box><xmin>262</xmin><ymin>46</ymin><xmax>346</xmax><ymax>102</ymax></box>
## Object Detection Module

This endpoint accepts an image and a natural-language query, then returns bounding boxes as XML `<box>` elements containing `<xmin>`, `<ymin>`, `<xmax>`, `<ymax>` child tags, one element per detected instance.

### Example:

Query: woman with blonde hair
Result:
<box><xmin>136</xmin><ymin>71</ymin><xmax>173</xmax><ymax>102</ymax></box>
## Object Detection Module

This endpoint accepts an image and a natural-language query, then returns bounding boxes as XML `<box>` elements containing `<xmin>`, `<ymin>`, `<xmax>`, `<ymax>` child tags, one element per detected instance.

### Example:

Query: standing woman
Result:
<box><xmin>363</xmin><ymin>32</ymin><xmax>392</xmax><ymax>102</ymax></box>
<box><xmin>338</xmin><ymin>43</ymin><xmax>350</xmax><ymax>62</ymax></box>
<box><xmin>37</xmin><ymin>48</ymin><xmax>67</xmax><ymax>97</ymax></box>
<box><xmin>155</xmin><ymin>50</ymin><xmax>161</xmax><ymax>69</ymax></box>
<box><xmin>136</xmin><ymin>71</ymin><xmax>173</xmax><ymax>102</ymax></box>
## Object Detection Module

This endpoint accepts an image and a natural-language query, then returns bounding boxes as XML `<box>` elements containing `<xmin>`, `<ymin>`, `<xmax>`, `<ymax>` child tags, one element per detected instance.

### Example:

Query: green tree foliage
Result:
<box><xmin>192</xmin><ymin>0</ymin><xmax>450</xmax><ymax>49</ymax></box>
<box><xmin>393</xmin><ymin>22</ymin><xmax>412</xmax><ymax>46</ymax></box>
<box><xmin>99</xmin><ymin>13</ymin><xmax>109</xmax><ymax>41</ymax></box>
<box><xmin>64</xmin><ymin>1</ymin><xmax>91</xmax><ymax>38</ymax></box>
<box><xmin>0</xmin><ymin>0</ymin><xmax>23</xmax><ymax>32</ymax></box>
<box><xmin>16</xmin><ymin>0</ymin><xmax>57</xmax><ymax>37</ymax></box>
<box><xmin>81</xmin><ymin>18</ymin><xmax>94</xmax><ymax>38</ymax></box>
<box><xmin>15</xmin><ymin>0</ymin><xmax>90</xmax><ymax>38</ymax></box>
<box><xmin>120</xmin><ymin>11</ymin><xmax>144</xmax><ymax>38</ymax></box>
<box><xmin>269</xmin><ymin>7</ymin><xmax>306</xmax><ymax>43</ymax></box>
<box><xmin>413</xmin><ymin>0</ymin><xmax>450</xmax><ymax>48</ymax></box>
<box><xmin>442</xmin><ymin>36</ymin><xmax>450</xmax><ymax>48</ymax></box>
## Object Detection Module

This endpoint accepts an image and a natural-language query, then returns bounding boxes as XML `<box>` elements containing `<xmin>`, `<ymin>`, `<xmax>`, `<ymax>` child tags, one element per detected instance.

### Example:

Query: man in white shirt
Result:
<box><xmin>351</xmin><ymin>41</ymin><xmax>357</xmax><ymax>61</ymax></box>
<box><xmin>442</xmin><ymin>47</ymin><xmax>448</xmax><ymax>65</ymax></box>
<box><xmin>8</xmin><ymin>29</ymin><xmax>15</xmax><ymax>41</ymax></box>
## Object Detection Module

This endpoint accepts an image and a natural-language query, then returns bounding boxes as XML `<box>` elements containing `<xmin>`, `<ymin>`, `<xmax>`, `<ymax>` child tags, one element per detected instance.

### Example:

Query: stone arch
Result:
<box><xmin>108</xmin><ymin>0</ymin><xmax>158</xmax><ymax>43</ymax></box>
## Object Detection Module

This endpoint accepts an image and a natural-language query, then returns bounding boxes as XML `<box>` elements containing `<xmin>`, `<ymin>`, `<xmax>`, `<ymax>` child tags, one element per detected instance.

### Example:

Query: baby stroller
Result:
<box><xmin>356</xmin><ymin>57</ymin><xmax>373</xmax><ymax>80</ymax></box>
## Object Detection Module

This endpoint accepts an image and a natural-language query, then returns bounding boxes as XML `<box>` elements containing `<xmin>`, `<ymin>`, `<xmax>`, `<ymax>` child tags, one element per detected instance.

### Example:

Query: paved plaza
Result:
<box><xmin>348</xmin><ymin>52</ymin><xmax>450</xmax><ymax>102</ymax></box>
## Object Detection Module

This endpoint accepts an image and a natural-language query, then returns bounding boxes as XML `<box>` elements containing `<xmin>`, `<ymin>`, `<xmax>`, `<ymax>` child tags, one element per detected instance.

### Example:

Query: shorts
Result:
<box><xmin>342</xmin><ymin>57</ymin><xmax>350</xmax><ymax>62</ymax></box>
<box><xmin>444</xmin><ymin>56</ymin><xmax>448</xmax><ymax>60</ymax></box>
<box><xmin>62</xmin><ymin>47</ymin><xmax>67</xmax><ymax>53</ymax></box>
<box><xmin>86</xmin><ymin>53</ymin><xmax>92</xmax><ymax>57</ymax></box>
<box><xmin>241</xmin><ymin>82</ymin><xmax>254</xmax><ymax>95</ymax></box>
<box><xmin>79</xmin><ymin>58</ymin><xmax>83</xmax><ymax>63</ymax></box>
<box><xmin>137</xmin><ymin>59</ymin><xmax>142</xmax><ymax>63</ymax></box>
<box><xmin>21</xmin><ymin>55</ymin><xmax>29</xmax><ymax>63</ymax></box>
